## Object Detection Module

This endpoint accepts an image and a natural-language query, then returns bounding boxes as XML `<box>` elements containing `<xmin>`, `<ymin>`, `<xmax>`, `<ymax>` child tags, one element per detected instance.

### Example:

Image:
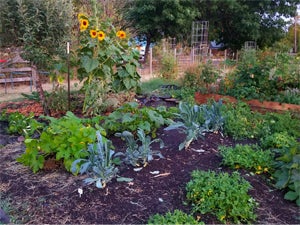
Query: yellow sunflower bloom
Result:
<box><xmin>77</xmin><ymin>13</ymin><xmax>86</xmax><ymax>21</ymax></box>
<box><xmin>116</xmin><ymin>30</ymin><xmax>126</xmax><ymax>39</ymax></box>
<box><xmin>97</xmin><ymin>31</ymin><xmax>105</xmax><ymax>41</ymax></box>
<box><xmin>80</xmin><ymin>19</ymin><xmax>89</xmax><ymax>32</ymax></box>
<box><xmin>90</xmin><ymin>29</ymin><xmax>97</xmax><ymax>38</ymax></box>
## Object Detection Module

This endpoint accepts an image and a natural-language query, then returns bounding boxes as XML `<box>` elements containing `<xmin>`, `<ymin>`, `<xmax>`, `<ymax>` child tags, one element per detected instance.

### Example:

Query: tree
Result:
<box><xmin>0</xmin><ymin>0</ymin><xmax>73</xmax><ymax>114</ymax></box>
<box><xmin>193</xmin><ymin>0</ymin><xmax>299</xmax><ymax>51</ymax></box>
<box><xmin>123</xmin><ymin>0</ymin><xmax>198</xmax><ymax>62</ymax></box>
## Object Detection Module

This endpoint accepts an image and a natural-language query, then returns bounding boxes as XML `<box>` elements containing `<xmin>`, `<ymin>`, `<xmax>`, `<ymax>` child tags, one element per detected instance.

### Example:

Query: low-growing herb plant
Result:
<box><xmin>222</xmin><ymin>102</ymin><xmax>263</xmax><ymax>140</ymax></box>
<box><xmin>148</xmin><ymin>209</ymin><xmax>204</xmax><ymax>225</ymax></box>
<box><xmin>260</xmin><ymin>131</ymin><xmax>298</xmax><ymax>149</ymax></box>
<box><xmin>71</xmin><ymin>131</ymin><xmax>119</xmax><ymax>189</ymax></box>
<box><xmin>272</xmin><ymin>143</ymin><xmax>300</xmax><ymax>206</ymax></box>
<box><xmin>17</xmin><ymin>111</ymin><xmax>105</xmax><ymax>173</ymax></box>
<box><xmin>165</xmin><ymin>100</ymin><xmax>224</xmax><ymax>150</ymax></box>
<box><xmin>115</xmin><ymin>128</ymin><xmax>164</xmax><ymax>167</ymax></box>
<box><xmin>219</xmin><ymin>144</ymin><xmax>274</xmax><ymax>174</ymax></box>
<box><xmin>186</xmin><ymin>170</ymin><xmax>257</xmax><ymax>224</ymax></box>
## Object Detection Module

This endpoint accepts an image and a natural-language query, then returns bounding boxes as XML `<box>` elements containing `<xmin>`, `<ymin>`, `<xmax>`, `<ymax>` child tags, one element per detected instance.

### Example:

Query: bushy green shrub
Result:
<box><xmin>186</xmin><ymin>170</ymin><xmax>257</xmax><ymax>224</ymax></box>
<box><xmin>160</xmin><ymin>52</ymin><xmax>178</xmax><ymax>80</ymax></box>
<box><xmin>148</xmin><ymin>209</ymin><xmax>203</xmax><ymax>225</ymax></box>
<box><xmin>260</xmin><ymin>131</ymin><xmax>298</xmax><ymax>149</ymax></box>
<box><xmin>222</xmin><ymin>102</ymin><xmax>263</xmax><ymax>140</ymax></box>
<box><xmin>219</xmin><ymin>144</ymin><xmax>274</xmax><ymax>174</ymax></box>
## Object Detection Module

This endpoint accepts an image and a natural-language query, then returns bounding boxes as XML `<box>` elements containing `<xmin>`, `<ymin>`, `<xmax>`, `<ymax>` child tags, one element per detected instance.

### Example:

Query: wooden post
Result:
<box><xmin>150</xmin><ymin>47</ymin><xmax>153</xmax><ymax>77</ymax></box>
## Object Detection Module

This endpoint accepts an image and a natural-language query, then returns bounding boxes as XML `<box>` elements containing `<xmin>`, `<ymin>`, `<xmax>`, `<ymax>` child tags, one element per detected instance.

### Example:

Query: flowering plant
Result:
<box><xmin>76</xmin><ymin>3</ymin><xmax>140</xmax><ymax>115</ymax></box>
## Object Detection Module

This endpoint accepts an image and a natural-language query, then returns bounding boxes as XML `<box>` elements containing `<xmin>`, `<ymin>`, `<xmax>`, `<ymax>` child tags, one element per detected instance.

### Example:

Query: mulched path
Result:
<box><xmin>0</xmin><ymin>99</ymin><xmax>299</xmax><ymax>224</ymax></box>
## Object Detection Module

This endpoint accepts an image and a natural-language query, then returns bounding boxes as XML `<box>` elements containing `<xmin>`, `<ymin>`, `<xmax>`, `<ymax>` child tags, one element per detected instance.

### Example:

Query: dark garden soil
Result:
<box><xmin>0</xmin><ymin>98</ymin><xmax>299</xmax><ymax>224</ymax></box>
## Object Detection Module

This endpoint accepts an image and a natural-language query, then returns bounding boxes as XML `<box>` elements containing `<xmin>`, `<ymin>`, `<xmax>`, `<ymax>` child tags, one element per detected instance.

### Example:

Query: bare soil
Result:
<box><xmin>0</xmin><ymin>99</ymin><xmax>299</xmax><ymax>224</ymax></box>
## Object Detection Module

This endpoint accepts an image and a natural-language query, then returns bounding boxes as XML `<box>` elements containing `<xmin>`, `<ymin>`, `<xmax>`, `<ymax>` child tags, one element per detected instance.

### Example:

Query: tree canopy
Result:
<box><xmin>123</xmin><ymin>0</ymin><xmax>198</xmax><ymax>60</ymax></box>
<box><xmin>124</xmin><ymin>0</ymin><xmax>299</xmax><ymax>51</ymax></box>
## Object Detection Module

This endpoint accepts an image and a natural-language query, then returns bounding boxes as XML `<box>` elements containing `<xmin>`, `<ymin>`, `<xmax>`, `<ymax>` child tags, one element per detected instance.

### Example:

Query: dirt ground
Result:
<box><xmin>0</xmin><ymin>98</ymin><xmax>299</xmax><ymax>224</ymax></box>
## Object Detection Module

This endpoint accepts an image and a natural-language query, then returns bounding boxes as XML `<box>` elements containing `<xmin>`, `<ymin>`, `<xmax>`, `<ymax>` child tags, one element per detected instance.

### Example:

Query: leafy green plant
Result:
<box><xmin>148</xmin><ymin>209</ymin><xmax>203</xmax><ymax>225</ymax></box>
<box><xmin>17</xmin><ymin>112</ymin><xmax>104</xmax><ymax>173</ymax></box>
<box><xmin>222</xmin><ymin>102</ymin><xmax>263</xmax><ymax>140</ymax></box>
<box><xmin>46</xmin><ymin>86</ymin><xmax>69</xmax><ymax>114</ymax></box>
<box><xmin>160</xmin><ymin>51</ymin><xmax>178</xmax><ymax>80</ymax></box>
<box><xmin>186</xmin><ymin>170</ymin><xmax>257</xmax><ymax>224</ymax></box>
<box><xmin>199</xmin><ymin>60</ymin><xmax>219</xmax><ymax>93</ymax></box>
<box><xmin>76</xmin><ymin>2</ymin><xmax>140</xmax><ymax>115</ymax></box>
<box><xmin>102</xmin><ymin>102</ymin><xmax>173</xmax><ymax>137</ymax></box>
<box><xmin>71</xmin><ymin>131</ymin><xmax>119</xmax><ymax>189</ymax></box>
<box><xmin>272</xmin><ymin>143</ymin><xmax>300</xmax><ymax>206</ymax></box>
<box><xmin>115</xmin><ymin>128</ymin><xmax>164</xmax><ymax>167</ymax></box>
<box><xmin>219</xmin><ymin>144</ymin><xmax>274</xmax><ymax>174</ymax></box>
<box><xmin>165</xmin><ymin>100</ymin><xmax>224</xmax><ymax>150</ymax></box>
<box><xmin>182</xmin><ymin>65</ymin><xmax>202</xmax><ymax>88</ymax></box>
<box><xmin>262</xmin><ymin>112</ymin><xmax>300</xmax><ymax>138</ymax></box>
<box><xmin>260</xmin><ymin>131</ymin><xmax>298</xmax><ymax>149</ymax></box>
<box><xmin>5</xmin><ymin>112</ymin><xmax>44</xmax><ymax>137</ymax></box>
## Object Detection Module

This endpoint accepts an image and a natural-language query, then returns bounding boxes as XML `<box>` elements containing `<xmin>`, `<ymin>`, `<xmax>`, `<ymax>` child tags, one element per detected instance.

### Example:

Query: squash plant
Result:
<box><xmin>102</xmin><ymin>102</ymin><xmax>175</xmax><ymax>137</ymax></box>
<box><xmin>17</xmin><ymin>112</ymin><xmax>105</xmax><ymax>173</ymax></box>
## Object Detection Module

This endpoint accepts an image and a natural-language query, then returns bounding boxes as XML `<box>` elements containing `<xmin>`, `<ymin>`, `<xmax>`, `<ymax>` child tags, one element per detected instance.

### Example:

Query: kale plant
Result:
<box><xmin>115</xmin><ymin>128</ymin><xmax>164</xmax><ymax>167</ymax></box>
<box><xmin>71</xmin><ymin>131</ymin><xmax>119</xmax><ymax>188</ymax></box>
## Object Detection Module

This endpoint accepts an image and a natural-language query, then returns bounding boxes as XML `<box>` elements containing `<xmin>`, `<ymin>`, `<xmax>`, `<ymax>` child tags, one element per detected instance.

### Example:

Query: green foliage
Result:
<box><xmin>222</xmin><ymin>102</ymin><xmax>264</xmax><ymax>140</ymax></box>
<box><xmin>195</xmin><ymin>1</ymin><xmax>296</xmax><ymax>50</ymax></box>
<box><xmin>160</xmin><ymin>52</ymin><xmax>178</xmax><ymax>80</ymax></box>
<box><xmin>115</xmin><ymin>129</ymin><xmax>164</xmax><ymax>167</ymax></box>
<box><xmin>17</xmin><ymin>112</ymin><xmax>104</xmax><ymax>173</ymax></box>
<box><xmin>71</xmin><ymin>131</ymin><xmax>119</xmax><ymax>189</ymax></box>
<box><xmin>124</xmin><ymin>0</ymin><xmax>198</xmax><ymax>58</ymax></box>
<box><xmin>181</xmin><ymin>62</ymin><xmax>219</xmax><ymax>94</ymax></box>
<box><xmin>46</xmin><ymin>86</ymin><xmax>69</xmax><ymax>114</ymax></box>
<box><xmin>5</xmin><ymin>112</ymin><xmax>44</xmax><ymax>137</ymax></box>
<box><xmin>186</xmin><ymin>170</ymin><xmax>257</xmax><ymax>224</ymax></box>
<box><xmin>165</xmin><ymin>100</ymin><xmax>224</xmax><ymax>150</ymax></box>
<box><xmin>102</xmin><ymin>102</ymin><xmax>173</xmax><ymax>137</ymax></box>
<box><xmin>262</xmin><ymin>112</ymin><xmax>300</xmax><ymax>138</ymax></box>
<box><xmin>260</xmin><ymin>132</ymin><xmax>298</xmax><ymax>149</ymax></box>
<box><xmin>182</xmin><ymin>65</ymin><xmax>202</xmax><ymax>88</ymax></box>
<box><xmin>148</xmin><ymin>209</ymin><xmax>203</xmax><ymax>225</ymax></box>
<box><xmin>76</xmin><ymin>3</ymin><xmax>140</xmax><ymax>115</ymax></box>
<box><xmin>219</xmin><ymin>144</ymin><xmax>274</xmax><ymax>174</ymax></box>
<box><xmin>273</xmin><ymin>143</ymin><xmax>300</xmax><ymax>206</ymax></box>
<box><xmin>225</xmin><ymin>50</ymin><xmax>300</xmax><ymax>102</ymax></box>
<box><xmin>199</xmin><ymin>60</ymin><xmax>219</xmax><ymax>92</ymax></box>
<box><xmin>1</xmin><ymin>0</ymin><xmax>73</xmax><ymax>67</ymax></box>
<box><xmin>168</xmin><ymin>87</ymin><xmax>197</xmax><ymax>104</ymax></box>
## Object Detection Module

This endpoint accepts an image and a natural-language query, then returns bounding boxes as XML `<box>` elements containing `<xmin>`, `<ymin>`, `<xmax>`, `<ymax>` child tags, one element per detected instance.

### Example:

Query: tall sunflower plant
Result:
<box><xmin>76</xmin><ymin>9</ymin><xmax>140</xmax><ymax>115</ymax></box>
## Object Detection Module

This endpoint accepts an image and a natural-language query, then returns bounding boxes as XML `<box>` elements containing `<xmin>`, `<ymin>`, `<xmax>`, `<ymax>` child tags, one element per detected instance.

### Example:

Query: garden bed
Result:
<box><xmin>195</xmin><ymin>92</ymin><xmax>300</xmax><ymax>113</ymax></box>
<box><xmin>0</xmin><ymin>99</ymin><xmax>299</xmax><ymax>224</ymax></box>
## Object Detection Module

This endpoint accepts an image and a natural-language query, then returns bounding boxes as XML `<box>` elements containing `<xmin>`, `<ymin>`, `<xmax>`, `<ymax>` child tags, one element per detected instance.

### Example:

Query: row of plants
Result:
<box><xmin>1</xmin><ymin>99</ymin><xmax>299</xmax><ymax>223</ymax></box>
<box><xmin>156</xmin><ymin>48</ymin><xmax>300</xmax><ymax>105</ymax></box>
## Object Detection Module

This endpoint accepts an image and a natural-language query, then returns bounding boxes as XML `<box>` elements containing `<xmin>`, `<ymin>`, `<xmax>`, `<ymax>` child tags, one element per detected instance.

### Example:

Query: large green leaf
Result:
<box><xmin>284</xmin><ymin>191</ymin><xmax>298</xmax><ymax>201</ymax></box>
<box><xmin>81</xmin><ymin>56</ymin><xmax>99</xmax><ymax>73</ymax></box>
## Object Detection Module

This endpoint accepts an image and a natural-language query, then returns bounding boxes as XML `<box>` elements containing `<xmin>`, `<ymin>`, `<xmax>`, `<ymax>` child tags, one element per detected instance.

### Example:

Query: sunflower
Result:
<box><xmin>80</xmin><ymin>19</ymin><xmax>89</xmax><ymax>32</ymax></box>
<box><xmin>90</xmin><ymin>29</ymin><xmax>97</xmax><ymax>38</ymax></box>
<box><xmin>116</xmin><ymin>30</ymin><xmax>126</xmax><ymax>39</ymax></box>
<box><xmin>97</xmin><ymin>31</ymin><xmax>105</xmax><ymax>41</ymax></box>
<box><xmin>77</xmin><ymin>13</ymin><xmax>86</xmax><ymax>21</ymax></box>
